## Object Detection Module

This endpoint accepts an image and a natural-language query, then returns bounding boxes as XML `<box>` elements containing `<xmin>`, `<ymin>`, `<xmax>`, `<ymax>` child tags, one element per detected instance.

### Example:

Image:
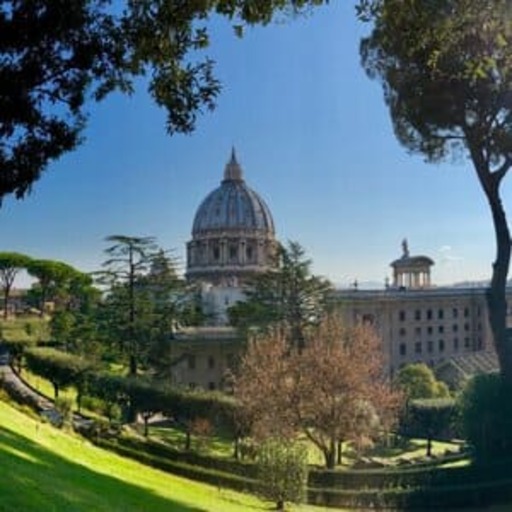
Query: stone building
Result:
<box><xmin>336</xmin><ymin>241</ymin><xmax>505</xmax><ymax>376</ymax></box>
<box><xmin>170</xmin><ymin>149</ymin><xmax>277</xmax><ymax>389</ymax></box>
<box><xmin>186</xmin><ymin>148</ymin><xmax>277</xmax><ymax>325</ymax></box>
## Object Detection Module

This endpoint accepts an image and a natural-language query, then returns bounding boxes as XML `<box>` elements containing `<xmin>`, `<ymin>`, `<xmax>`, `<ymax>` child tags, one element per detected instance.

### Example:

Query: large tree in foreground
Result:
<box><xmin>0</xmin><ymin>0</ymin><xmax>328</xmax><ymax>202</ymax></box>
<box><xmin>234</xmin><ymin>314</ymin><xmax>402</xmax><ymax>468</ymax></box>
<box><xmin>361</xmin><ymin>0</ymin><xmax>512</xmax><ymax>379</ymax></box>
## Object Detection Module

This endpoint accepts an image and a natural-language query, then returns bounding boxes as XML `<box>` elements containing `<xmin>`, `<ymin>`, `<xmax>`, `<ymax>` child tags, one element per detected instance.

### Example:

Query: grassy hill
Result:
<box><xmin>0</xmin><ymin>399</ymin><xmax>327</xmax><ymax>512</ymax></box>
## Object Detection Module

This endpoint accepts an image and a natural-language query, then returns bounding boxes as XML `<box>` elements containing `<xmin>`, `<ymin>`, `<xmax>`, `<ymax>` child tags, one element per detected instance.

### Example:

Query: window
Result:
<box><xmin>453</xmin><ymin>324</ymin><xmax>458</xmax><ymax>333</ymax></box>
<box><xmin>477</xmin><ymin>322</ymin><xmax>482</xmax><ymax>331</ymax></box>
<box><xmin>229</xmin><ymin>245</ymin><xmax>237</xmax><ymax>260</ymax></box>
<box><xmin>208</xmin><ymin>382</ymin><xmax>216</xmax><ymax>391</ymax></box>
<box><xmin>208</xmin><ymin>356</ymin><xmax>215</xmax><ymax>369</ymax></box>
<box><xmin>427</xmin><ymin>326</ymin><xmax>433</xmax><ymax>336</ymax></box>
<box><xmin>452</xmin><ymin>308</ymin><xmax>458</xmax><ymax>318</ymax></box>
<box><xmin>399</xmin><ymin>343</ymin><xmax>407</xmax><ymax>356</ymax></box>
<box><xmin>427</xmin><ymin>341</ymin><xmax>433</xmax><ymax>353</ymax></box>
<box><xmin>438</xmin><ymin>309</ymin><xmax>444</xmax><ymax>320</ymax></box>
<box><xmin>415</xmin><ymin>327</ymin><xmax>421</xmax><ymax>337</ymax></box>
<box><xmin>439</xmin><ymin>339</ymin><xmax>445</xmax><ymax>352</ymax></box>
<box><xmin>438</xmin><ymin>325</ymin><xmax>444</xmax><ymax>334</ymax></box>
<box><xmin>427</xmin><ymin>309</ymin><xmax>433</xmax><ymax>320</ymax></box>
<box><xmin>453</xmin><ymin>338</ymin><xmax>459</xmax><ymax>351</ymax></box>
<box><xmin>464</xmin><ymin>323</ymin><xmax>470</xmax><ymax>332</ymax></box>
<box><xmin>464</xmin><ymin>337</ymin><xmax>471</xmax><ymax>348</ymax></box>
<box><xmin>415</xmin><ymin>309</ymin><xmax>421</xmax><ymax>321</ymax></box>
<box><xmin>399</xmin><ymin>327</ymin><xmax>406</xmax><ymax>337</ymax></box>
<box><xmin>415</xmin><ymin>342</ymin><xmax>422</xmax><ymax>354</ymax></box>
<box><xmin>464</xmin><ymin>307</ymin><xmax>470</xmax><ymax>318</ymax></box>
<box><xmin>399</xmin><ymin>310</ymin><xmax>406</xmax><ymax>322</ymax></box>
<box><xmin>187</xmin><ymin>355</ymin><xmax>196</xmax><ymax>370</ymax></box>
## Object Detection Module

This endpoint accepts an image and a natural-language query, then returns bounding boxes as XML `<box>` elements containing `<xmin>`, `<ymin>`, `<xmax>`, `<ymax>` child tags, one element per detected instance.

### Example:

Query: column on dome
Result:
<box><xmin>240</xmin><ymin>239</ymin><xmax>246</xmax><ymax>265</ymax></box>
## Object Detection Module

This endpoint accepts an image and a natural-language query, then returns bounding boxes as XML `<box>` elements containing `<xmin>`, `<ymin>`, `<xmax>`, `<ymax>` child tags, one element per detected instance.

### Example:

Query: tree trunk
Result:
<box><xmin>129</xmin><ymin>353</ymin><xmax>137</xmax><ymax>377</ymax></box>
<box><xmin>233</xmin><ymin>436</ymin><xmax>240</xmax><ymax>460</ymax></box>
<box><xmin>143</xmin><ymin>416</ymin><xmax>149</xmax><ymax>437</ymax></box>
<box><xmin>3</xmin><ymin>286</ymin><xmax>9</xmax><ymax>320</ymax></box>
<box><xmin>483</xmin><ymin>185</ymin><xmax>512</xmax><ymax>380</ymax></box>
<box><xmin>337</xmin><ymin>439</ymin><xmax>343</xmax><ymax>466</ymax></box>
<box><xmin>324</xmin><ymin>439</ymin><xmax>336</xmax><ymax>469</ymax></box>
<box><xmin>185</xmin><ymin>430</ymin><xmax>191</xmax><ymax>451</ymax></box>
<box><xmin>469</xmin><ymin>145</ymin><xmax>512</xmax><ymax>381</ymax></box>
<box><xmin>53</xmin><ymin>382</ymin><xmax>59</xmax><ymax>399</ymax></box>
<box><xmin>275</xmin><ymin>499</ymin><xmax>285</xmax><ymax>511</ymax></box>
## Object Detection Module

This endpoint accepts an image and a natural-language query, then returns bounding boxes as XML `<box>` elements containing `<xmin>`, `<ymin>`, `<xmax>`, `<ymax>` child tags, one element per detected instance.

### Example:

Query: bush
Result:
<box><xmin>257</xmin><ymin>438</ymin><xmax>308</xmax><ymax>511</ymax></box>
<box><xmin>458</xmin><ymin>373</ymin><xmax>512</xmax><ymax>461</ymax></box>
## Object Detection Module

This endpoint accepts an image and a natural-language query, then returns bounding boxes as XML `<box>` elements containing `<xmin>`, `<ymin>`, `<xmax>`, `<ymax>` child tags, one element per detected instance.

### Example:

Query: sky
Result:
<box><xmin>1</xmin><ymin>1</ymin><xmax>509</xmax><ymax>289</ymax></box>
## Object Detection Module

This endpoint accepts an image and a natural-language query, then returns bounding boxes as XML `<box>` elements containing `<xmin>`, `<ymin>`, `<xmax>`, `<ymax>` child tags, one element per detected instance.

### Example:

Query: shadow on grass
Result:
<box><xmin>0</xmin><ymin>424</ymin><xmax>208</xmax><ymax>512</ymax></box>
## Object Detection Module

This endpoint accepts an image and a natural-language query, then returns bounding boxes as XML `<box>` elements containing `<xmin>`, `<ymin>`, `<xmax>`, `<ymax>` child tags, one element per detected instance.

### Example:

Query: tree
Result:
<box><xmin>0</xmin><ymin>252</ymin><xmax>31</xmax><ymax>319</ymax></box>
<box><xmin>0</xmin><ymin>1</ymin><xmax>328</xmax><ymax>202</ymax></box>
<box><xmin>228</xmin><ymin>241</ymin><xmax>332</xmax><ymax>348</ymax></box>
<box><xmin>257</xmin><ymin>438</ymin><xmax>308</xmax><ymax>511</ymax></box>
<box><xmin>26</xmin><ymin>259</ymin><xmax>79</xmax><ymax>316</ymax></box>
<box><xmin>98</xmin><ymin>235</ymin><xmax>158</xmax><ymax>376</ymax></box>
<box><xmin>24</xmin><ymin>346</ymin><xmax>93</xmax><ymax>399</ymax></box>
<box><xmin>396</xmin><ymin>363</ymin><xmax>450</xmax><ymax>400</ymax></box>
<box><xmin>361</xmin><ymin>1</ymin><xmax>512</xmax><ymax>380</ymax></box>
<box><xmin>234</xmin><ymin>314</ymin><xmax>402</xmax><ymax>468</ymax></box>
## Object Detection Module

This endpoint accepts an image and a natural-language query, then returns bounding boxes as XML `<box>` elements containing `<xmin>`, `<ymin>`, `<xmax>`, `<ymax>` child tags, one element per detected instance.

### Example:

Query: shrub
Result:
<box><xmin>257</xmin><ymin>438</ymin><xmax>308</xmax><ymax>511</ymax></box>
<box><xmin>458</xmin><ymin>373</ymin><xmax>512</xmax><ymax>461</ymax></box>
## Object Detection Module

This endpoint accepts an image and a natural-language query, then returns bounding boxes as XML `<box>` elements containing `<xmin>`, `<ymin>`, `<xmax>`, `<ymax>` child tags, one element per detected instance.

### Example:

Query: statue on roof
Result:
<box><xmin>402</xmin><ymin>238</ymin><xmax>409</xmax><ymax>258</ymax></box>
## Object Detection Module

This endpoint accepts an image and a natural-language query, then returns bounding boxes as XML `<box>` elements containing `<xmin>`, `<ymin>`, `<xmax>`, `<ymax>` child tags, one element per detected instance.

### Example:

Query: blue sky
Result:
<box><xmin>1</xmin><ymin>1</ymin><xmax>507</xmax><ymax>288</ymax></box>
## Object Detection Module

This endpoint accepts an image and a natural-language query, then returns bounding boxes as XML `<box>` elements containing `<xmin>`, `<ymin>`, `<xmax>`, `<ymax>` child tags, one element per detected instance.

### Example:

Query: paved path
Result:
<box><xmin>0</xmin><ymin>344</ymin><xmax>92</xmax><ymax>428</ymax></box>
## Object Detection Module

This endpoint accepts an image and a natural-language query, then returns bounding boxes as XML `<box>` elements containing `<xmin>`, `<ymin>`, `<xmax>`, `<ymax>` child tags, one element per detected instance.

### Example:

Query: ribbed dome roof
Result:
<box><xmin>192</xmin><ymin>149</ymin><xmax>275</xmax><ymax>236</ymax></box>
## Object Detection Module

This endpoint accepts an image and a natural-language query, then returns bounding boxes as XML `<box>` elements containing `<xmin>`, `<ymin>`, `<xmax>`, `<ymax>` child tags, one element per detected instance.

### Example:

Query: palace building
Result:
<box><xmin>336</xmin><ymin>240</ymin><xmax>502</xmax><ymax>376</ymax></box>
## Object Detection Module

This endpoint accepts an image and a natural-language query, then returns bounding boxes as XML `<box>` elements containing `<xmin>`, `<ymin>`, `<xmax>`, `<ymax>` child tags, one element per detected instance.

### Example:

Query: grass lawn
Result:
<box><xmin>0</xmin><ymin>399</ymin><xmax>333</xmax><ymax>512</ymax></box>
<box><xmin>0</xmin><ymin>315</ymin><xmax>50</xmax><ymax>343</ymax></box>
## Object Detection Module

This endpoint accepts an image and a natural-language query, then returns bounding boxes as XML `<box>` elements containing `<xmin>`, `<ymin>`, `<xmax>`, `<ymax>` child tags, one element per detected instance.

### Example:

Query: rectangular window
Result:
<box><xmin>453</xmin><ymin>324</ymin><xmax>458</xmax><ymax>332</ymax></box>
<box><xmin>453</xmin><ymin>308</ymin><xmax>458</xmax><ymax>318</ymax></box>
<box><xmin>208</xmin><ymin>356</ymin><xmax>215</xmax><ymax>369</ymax></box>
<box><xmin>439</xmin><ymin>339</ymin><xmax>445</xmax><ymax>352</ymax></box>
<box><xmin>427</xmin><ymin>326</ymin><xmax>433</xmax><ymax>335</ymax></box>
<box><xmin>453</xmin><ymin>338</ymin><xmax>459</xmax><ymax>351</ymax></box>
<box><xmin>415</xmin><ymin>342</ymin><xmax>422</xmax><ymax>354</ymax></box>
<box><xmin>438</xmin><ymin>309</ymin><xmax>444</xmax><ymax>320</ymax></box>
<box><xmin>415</xmin><ymin>310</ymin><xmax>421</xmax><ymax>321</ymax></box>
<box><xmin>399</xmin><ymin>310</ymin><xmax>406</xmax><ymax>322</ymax></box>
<box><xmin>415</xmin><ymin>327</ymin><xmax>421</xmax><ymax>337</ymax></box>
<box><xmin>464</xmin><ymin>307</ymin><xmax>470</xmax><ymax>318</ymax></box>
<box><xmin>464</xmin><ymin>337</ymin><xmax>471</xmax><ymax>348</ymax></box>
<box><xmin>438</xmin><ymin>325</ymin><xmax>444</xmax><ymax>334</ymax></box>
<box><xmin>399</xmin><ymin>343</ymin><xmax>406</xmax><ymax>356</ymax></box>
<box><xmin>427</xmin><ymin>309</ymin><xmax>433</xmax><ymax>320</ymax></box>
<box><xmin>427</xmin><ymin>341</ymin><xmax>433</xmax><ymax>353</ymax></box>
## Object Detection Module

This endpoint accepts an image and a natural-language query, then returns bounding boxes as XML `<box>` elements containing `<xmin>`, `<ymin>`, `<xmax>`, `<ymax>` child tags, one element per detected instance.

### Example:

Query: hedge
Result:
<box><xmin>95</xmin><ymin>437</ymin><xmax>260</xmax><ymax>495</ymax></box>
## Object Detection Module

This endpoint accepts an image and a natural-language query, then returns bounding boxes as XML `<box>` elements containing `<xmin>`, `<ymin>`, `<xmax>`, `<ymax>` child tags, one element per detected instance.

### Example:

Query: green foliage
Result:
<box><xmin>228</xmin><ymin>241</ymin><xmax>332</xmax><ymax>347</ymax></box>
<box><xmin>401</xmin><ymin>399</ymin><xmax>459</xmax><ymax>443</ymax></box>
<box><xmin>257</xmin><ymin>438</ymin><xmax>308</xmax><ymax>510</ymax></box>
<box><xmin>54</xmin><ymin>396</ymin><xmax>74</xmax><ymax>427</ymax></box>
<box><xmin>396</xmin><ymin>363</ymin><xmax>450</xmax><ymax>400</ymax></box>
<box><xmin>458</xmin><ymin>373</ymin><xmax>512</xmax><ymax>461</ymax></box>
<box><xmin>24</xmin><ymin>347</ymin><xmax>95</xmax><ymax>399</ymax></box>
<box><xmin>0</xmin><ymin>1</ymin><xmax>328</xmax><ymax>203</ymax></box>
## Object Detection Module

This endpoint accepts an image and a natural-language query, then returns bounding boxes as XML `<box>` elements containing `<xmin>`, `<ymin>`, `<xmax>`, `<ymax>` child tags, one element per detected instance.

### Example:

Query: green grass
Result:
<box><xmin>0</xmin><ymin>399</ymin><xmax>332</xmax><ymax>511</ymax></box>
<box><xmin>0</xmin><ymin>315</ymin><xmax>50</xmax><ymax>343</ymax></box>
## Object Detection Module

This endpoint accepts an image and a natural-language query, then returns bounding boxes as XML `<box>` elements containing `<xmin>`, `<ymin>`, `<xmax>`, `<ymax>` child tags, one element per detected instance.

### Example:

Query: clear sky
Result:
<box><xmin>1</xmin><ymin>1</ymin><xmax>509</xmax><ymax>289</ymax></box>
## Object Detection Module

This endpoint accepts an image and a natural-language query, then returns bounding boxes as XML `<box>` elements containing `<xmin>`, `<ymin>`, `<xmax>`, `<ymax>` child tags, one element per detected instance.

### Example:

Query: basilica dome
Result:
<box><xmin>192</xmin><ymin>149</ymin><xmax>274</xmax><ymax>237</ymax></box>
<box><xmin>186</xmin><ymin>149</ymin><xmax>277</xmax><ymax>287</ymax></box>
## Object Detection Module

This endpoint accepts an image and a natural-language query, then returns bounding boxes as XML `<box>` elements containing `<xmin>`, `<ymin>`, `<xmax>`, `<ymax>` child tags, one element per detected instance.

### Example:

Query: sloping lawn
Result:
<box><xmin>0</xmin><ymin>399</ymin><xmax>330</xmax><ymax>511</ymax></box>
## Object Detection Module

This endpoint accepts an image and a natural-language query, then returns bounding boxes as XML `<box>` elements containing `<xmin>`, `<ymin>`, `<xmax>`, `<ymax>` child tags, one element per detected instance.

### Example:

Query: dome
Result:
<box><xmin>192</xmin><ymin>149</ymin><xmax>275</xmax><ymax>237</ymax></box>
